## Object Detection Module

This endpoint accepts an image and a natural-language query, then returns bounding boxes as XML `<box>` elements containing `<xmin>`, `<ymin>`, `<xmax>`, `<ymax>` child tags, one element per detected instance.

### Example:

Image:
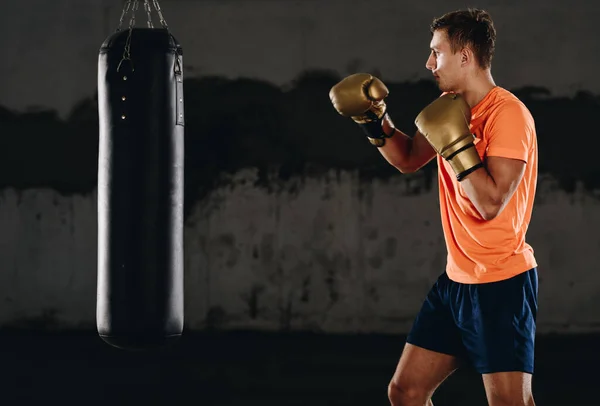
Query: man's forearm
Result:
<box><xmin>375</xmin><ymin>115</ymin><xmax>415</xmax><ymax>172</ymax></box>
<box><xmin>459</xmin><ymin>156</ymin><xmax>527</xmax><ymax>221</ymax></box>
<box><xmin>460</xmin><ymin>167</ymin><xmax>502</xmax><ymax>220</ymax></box>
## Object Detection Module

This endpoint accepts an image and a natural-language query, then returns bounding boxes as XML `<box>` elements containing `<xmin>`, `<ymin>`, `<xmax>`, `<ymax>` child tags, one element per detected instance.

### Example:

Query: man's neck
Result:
<box><xmin>457</xmin><ymin>70</ymin><xmax>496</xmax><ymax>108</ymax></box>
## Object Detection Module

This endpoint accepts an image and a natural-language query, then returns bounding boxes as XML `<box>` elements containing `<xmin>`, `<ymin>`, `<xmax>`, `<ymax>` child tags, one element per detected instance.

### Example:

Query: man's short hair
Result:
<box><xmin>430</xmin><ymin>8</ymin><xmax>497</xmax><ymax>69</ymax></box>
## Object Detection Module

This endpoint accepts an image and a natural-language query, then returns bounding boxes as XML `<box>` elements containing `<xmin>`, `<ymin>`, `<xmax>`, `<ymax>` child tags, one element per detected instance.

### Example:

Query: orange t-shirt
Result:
<box><xmin>437</xmin><ymin>86</ymin><xmax>538</xmax><ymax>284</ymax></box>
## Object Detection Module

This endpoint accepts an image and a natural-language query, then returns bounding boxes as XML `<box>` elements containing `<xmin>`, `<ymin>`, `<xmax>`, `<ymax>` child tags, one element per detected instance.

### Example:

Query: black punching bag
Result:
<box><xmin>96</xmin><ymin>27</ymin><xmax>185</xmax><ymax>350</ymax></box>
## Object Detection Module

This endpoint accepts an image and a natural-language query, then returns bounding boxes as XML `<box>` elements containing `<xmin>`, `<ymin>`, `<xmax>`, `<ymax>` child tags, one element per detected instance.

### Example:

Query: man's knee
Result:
<box><xmin>487</xmin><ymin>391</ymin><xmax>535</xmax><ymax>406</ymax></box>
<box><xmin>387</xmin><ymin>380</ymin><xmax>431</xmax><ymax>406</ymax></box>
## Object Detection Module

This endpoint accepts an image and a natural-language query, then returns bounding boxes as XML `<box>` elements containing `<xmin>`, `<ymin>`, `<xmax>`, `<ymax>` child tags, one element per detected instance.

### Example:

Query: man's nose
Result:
<box><xmin>425</xmin><ymin>54</ymin><xmax>435</xmax><ymax>71</ymax></box>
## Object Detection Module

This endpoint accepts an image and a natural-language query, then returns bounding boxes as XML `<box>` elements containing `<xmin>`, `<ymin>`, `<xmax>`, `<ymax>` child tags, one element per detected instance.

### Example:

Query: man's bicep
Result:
<box><xmin>486</xmin><ymin>156</ymin><xmax>526</xmax><ymax>202</ymax></box>
<box><xmin>486</xmin><ymin>102</ymin><xmax>534</xmax><ymax>162</ymax></box>
<box><xmin>409</xmin><ymin>131</ymin><xmax>437</xmax><ymax>171</ymax></box>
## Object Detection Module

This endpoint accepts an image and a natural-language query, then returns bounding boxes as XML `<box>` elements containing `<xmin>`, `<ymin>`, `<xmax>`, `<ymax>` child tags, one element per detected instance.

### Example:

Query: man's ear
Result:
<box><xmin>461</xmin><ymin>47</ymin><xmax>472</xmax><ymax>65</ymax></box>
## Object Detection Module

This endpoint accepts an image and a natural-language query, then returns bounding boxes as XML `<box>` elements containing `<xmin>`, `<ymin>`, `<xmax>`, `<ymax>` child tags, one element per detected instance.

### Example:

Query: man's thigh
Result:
<box><xmin>389</xmin><ymin>342</ymin><xmax>461</xmax><ymax>399</ymax></box>
<box><xmin>407</xmin><ymin>272</ymin><xmax>468</xmax><ymax>360</ymax></box>
<box><xmin>391</xmin><ymin>272</ymin><xmax>468</xmax><ymax>394</ymax></box>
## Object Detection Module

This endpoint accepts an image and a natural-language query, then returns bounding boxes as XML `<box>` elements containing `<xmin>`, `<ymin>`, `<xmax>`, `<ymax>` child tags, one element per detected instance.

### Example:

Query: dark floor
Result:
<box><xmin>0</xmin><ymin>329</ymin><xmax>596</xmax><ymax>405</ymax></box>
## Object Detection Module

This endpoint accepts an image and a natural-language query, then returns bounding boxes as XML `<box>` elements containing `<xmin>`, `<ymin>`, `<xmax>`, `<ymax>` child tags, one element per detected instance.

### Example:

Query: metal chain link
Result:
<box><xmin>115</xmin><ymin>0</ymin><xmax>172</xmax><ymax>72</ymax></box>
<box><xmin>117</xmin><ymin>0</ymin><xmax>169</xmax><ymax>31</ymax></box>
<box><xmin>152</xmin><ymin>0</ymin><xmax>169</xmax><ymax>29</ymax></box>
<box><xmin>117</xmin><ymin>1</ymin><xmax>139</xmax><ymax>72</ymax></box>
<box><xmin>143</xmin><ymin>0</ymin><xmax>154</xmax><ymax>28</ymax></box>
<box><xmin>117</xmin><ymin>28</ymin><xmax>135</xmax><ymax>72</ymax></box>
<box><xmin>128</xmin><ymin>0</ymin><xmax>139</xmax><ymax>29</ymax></box>
<box><xmin>116</xmin><ymin>0</ymin><xmax>132</xmax><ymax>32</ymax></box>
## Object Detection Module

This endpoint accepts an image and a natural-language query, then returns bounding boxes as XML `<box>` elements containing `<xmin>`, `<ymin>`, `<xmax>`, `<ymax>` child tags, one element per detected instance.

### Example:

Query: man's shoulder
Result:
<box><xmin>489</xmin><ymin>87</ymin><xmax>533</xmax><ymax>120</ymax></box>
<box><xmin>493</xmin><ymin>87</ymin><xmax>529</xmax><ymax>108</ymax></box>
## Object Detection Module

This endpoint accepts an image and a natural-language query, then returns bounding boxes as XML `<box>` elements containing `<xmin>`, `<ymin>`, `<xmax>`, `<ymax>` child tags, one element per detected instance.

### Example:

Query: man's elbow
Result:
<box><xmin>394</xmin><ymin>164</ymin><xmax>417</xmax><ymax>174</ymax></box>
<box><xmin>393</xmin><ymin>160</ymin><xmax>420</xmax><ymax>174</ymax></box>
<box><xmin>479</xmin><ymin>202</ymin><xmax>503</xmax><ymax>221</ymax></box>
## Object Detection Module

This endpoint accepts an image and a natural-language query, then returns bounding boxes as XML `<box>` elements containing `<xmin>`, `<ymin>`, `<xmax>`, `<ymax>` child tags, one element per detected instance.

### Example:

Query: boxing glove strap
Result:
<box><xmin>359</xmin><ymin>111</ymin><xmax>396</xmax><ymax>147</ymax></box>
<box><xmin>358</xmin><ymin>111</ymin><xmax>386</xmax><ymax>138</ymax></box>
<box><xmin>456</xmin><ymin>162</ymin><xmax>484</xmax><ymax>182</ymax></box>
<box><xmin>444</xmin><ymin>140</ymin><xmax>484</xmax><ymax>181</ymax></box>
<box><xmin>445</xmin><ymin>140</ymin><xmax>475</xmax><ymax>160</ymax></box>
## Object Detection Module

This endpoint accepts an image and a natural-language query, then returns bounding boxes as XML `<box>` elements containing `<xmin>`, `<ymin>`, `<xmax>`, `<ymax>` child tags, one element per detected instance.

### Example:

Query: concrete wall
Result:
<box><xmin>2</xmin><ymin>169</ymin><xmax>599</xmax><ymax>335</ymax></box>
<box><xmin>2</xmin><ymin>0</ymin><xmax>600</xmax><ymax>335</ymax></box>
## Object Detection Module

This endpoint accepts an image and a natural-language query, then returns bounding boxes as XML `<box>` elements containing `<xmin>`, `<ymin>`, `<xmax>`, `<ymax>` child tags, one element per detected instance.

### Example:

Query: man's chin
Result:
<box><xmin>437</xmin><ymin>83</ymin><xmax>453</xmax><ymax>93</ymax></box>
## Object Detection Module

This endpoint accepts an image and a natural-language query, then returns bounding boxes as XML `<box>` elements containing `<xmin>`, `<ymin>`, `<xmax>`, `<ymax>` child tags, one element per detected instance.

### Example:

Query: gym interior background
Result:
<box><xmin>1</xmin><ymin>0</ymin><xmax>599</xmax><ymax>404</ymax></box>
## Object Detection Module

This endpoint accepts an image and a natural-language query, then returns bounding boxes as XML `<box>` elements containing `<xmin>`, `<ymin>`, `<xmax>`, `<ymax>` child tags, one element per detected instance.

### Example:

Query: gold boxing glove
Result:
<box><xmin>329</xmin><ymin>73</ymin><xmax>395</xmax><ymax>147</ymax></box>
<box><xmin>415</xmin><ymin>93</ymin><xmax>484</xmax><ymax>181</ymax></box>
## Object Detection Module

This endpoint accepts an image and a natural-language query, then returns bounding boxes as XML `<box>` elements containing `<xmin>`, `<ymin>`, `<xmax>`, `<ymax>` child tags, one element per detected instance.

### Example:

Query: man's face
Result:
<box><xmin>425</xmin><ymin>29</ymin><xmax>465</xmax><ymax>92</ymax></box>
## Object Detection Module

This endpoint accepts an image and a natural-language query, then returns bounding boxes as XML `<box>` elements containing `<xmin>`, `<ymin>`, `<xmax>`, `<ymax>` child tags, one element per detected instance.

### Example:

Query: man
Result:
<box><xmin>329</xmin><ymin>8</ymin><xmax>538</xmax><ymax>406</ymax></box>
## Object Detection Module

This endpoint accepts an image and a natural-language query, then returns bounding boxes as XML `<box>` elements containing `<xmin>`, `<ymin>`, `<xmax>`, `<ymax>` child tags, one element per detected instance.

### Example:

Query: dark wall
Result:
<box><xmin>1</xmin><ymin>71</ymin><xmax>598</xmax><ymax>217</ymax></box>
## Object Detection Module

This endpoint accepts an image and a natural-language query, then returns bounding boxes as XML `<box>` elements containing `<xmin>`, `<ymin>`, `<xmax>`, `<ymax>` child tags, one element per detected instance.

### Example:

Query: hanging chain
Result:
<box><xmin>143</xmin><ymin>0</ymin><xmax>154</xmax><ymax>28</ymax></box>
<box><xmin>115</xmin><ymin>0</ymin><xmax>172</xmax><ymax>72</ymax></box>
<box><xmin>128</xmin><ymin>0</ymin><xmax>140</xmax><ymax>29</ymax></box>
<box><xmin>117</xmin><ymin>1</ymin><xmax>139</xmax><ymax>72</ymax></box>
<box><xmin>152</xmin><ymin>0</ymin><xmax>169</xmax><ymax>29</ymax></box>
<box><xmin>116</xmin><ymin>0</ymin><xmax>132</xmax><ymax>32</ymax></box>
<box><xmin>116</xmin><ymin>0</ymin><xmax>168</xmax><ymax>31</ymax></box>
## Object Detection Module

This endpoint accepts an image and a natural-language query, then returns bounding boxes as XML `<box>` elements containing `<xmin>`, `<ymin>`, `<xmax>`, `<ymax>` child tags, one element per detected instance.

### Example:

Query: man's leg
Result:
<box><xmin>455</xmin><ymin>268</ymin><xmax>538</xmax><ymax>406</ymax></box>
<box><xmin>388</xmin><ymin>343</ymin><xmax>460</xmax><ymax>406</ymax></box>
<box><xmin>388</xmin><ymin>272</ymin><xmax>467</xmax><ymax>406</ymax></box>
<box><xmin>482</xmin><ymin>372</ymin><xmax>535</xmax><ymax>406</ymax></box>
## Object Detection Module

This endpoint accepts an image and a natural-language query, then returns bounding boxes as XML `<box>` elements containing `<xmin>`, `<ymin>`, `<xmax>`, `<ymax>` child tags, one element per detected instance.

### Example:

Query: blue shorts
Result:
<box><xmin>406</xmin><ymin>268</ymin><xmax>538</xmax><ymax>374</ymax></box>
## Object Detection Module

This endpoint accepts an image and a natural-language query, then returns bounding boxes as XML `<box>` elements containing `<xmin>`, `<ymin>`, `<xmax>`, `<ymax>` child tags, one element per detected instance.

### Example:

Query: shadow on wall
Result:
<box><xmin>0</xmin><ymin>70</ymin><xmax>599</xmax><ymax>218</ymax></box>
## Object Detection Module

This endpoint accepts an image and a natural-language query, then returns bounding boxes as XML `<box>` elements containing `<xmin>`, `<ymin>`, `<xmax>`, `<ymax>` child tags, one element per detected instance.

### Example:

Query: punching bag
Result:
<box><xmin>96</xmin><ymin>19</ymin><xmax>185</xmax><ymax>350</ymax></box>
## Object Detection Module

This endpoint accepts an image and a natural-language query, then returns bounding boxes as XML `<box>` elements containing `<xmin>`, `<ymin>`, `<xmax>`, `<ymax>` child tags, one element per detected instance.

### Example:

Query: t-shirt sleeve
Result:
<box><xmin>485</xmin><ymin>101</ymin><xmax>534</xmax><ymax>163</ymax></box>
